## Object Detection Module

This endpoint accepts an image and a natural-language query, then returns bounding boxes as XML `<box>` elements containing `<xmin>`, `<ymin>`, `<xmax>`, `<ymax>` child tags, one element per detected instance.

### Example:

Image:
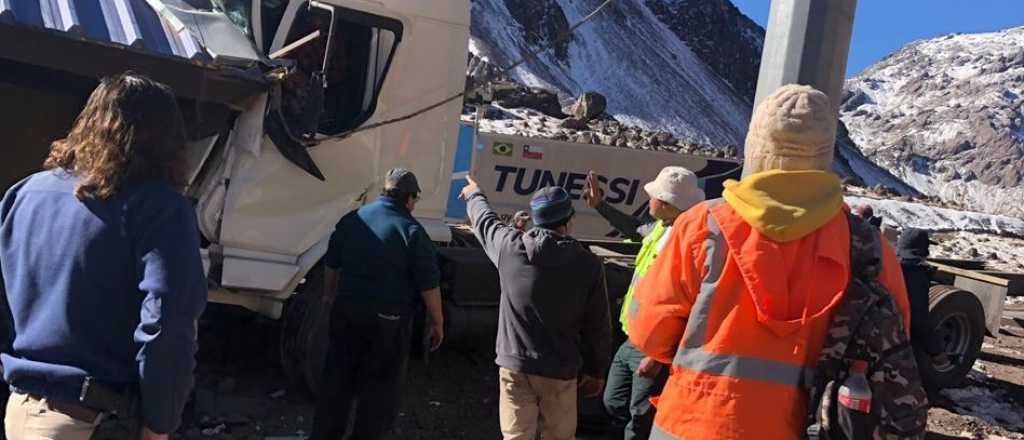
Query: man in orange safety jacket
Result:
<box><xmin>628</xmin><ymin>84</ymin><xmax>912</xmax><ymax>439</ymax></box>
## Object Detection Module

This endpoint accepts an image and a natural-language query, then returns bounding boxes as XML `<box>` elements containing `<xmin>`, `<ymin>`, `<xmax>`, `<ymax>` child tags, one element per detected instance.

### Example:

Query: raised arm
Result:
<box><xmin>460</xmin><ymin>176</ymin><xmax>518</xmax><ymax>265</ymax></box>
<box><xmin>584</xmin><ymin>171</ymin><xmax>644</xmax><ymax>241</ymax></box>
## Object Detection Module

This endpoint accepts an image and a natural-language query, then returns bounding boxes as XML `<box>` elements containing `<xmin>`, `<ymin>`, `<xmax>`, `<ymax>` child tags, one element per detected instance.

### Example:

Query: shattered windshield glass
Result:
<box><xmin>161</xmin><ymin>0</ymin><xmax>257</xmax><ymax>39</ymax></box>
<box><xmin>211</xmin><ymin>0</ymin><xmax>254</xmax><ymax>37</ymax></box>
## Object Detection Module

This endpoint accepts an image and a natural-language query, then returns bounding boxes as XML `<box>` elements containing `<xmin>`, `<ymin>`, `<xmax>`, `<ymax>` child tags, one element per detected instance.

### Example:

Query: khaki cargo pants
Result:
<box><xmin>5</xmin><ymin>392</ymin><xmax>100</xmax><ymax>440</ymax></box>
<box><xmin>498</xmin><ymin>367</ymin><xmax>577</xmax><ymax>440</ymax></box>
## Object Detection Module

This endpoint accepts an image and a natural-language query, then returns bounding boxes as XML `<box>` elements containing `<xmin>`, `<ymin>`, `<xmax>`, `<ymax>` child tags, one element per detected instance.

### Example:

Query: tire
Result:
<box><xmin>279</xmin><ymin>266</ymin><xmax>331</xmax><ymax>396</ymax></box>
<box><xmin>916</xmin><ymin>285</ymin><xmax>985</xmax><ymax>391</ymax></box>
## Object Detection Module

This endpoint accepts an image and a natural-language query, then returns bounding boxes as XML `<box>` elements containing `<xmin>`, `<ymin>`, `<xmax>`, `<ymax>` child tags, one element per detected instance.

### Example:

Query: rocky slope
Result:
<box><xmin>643</xmin><ymin>0</ymin><xmax>764</xmax><ymax>100</ymax></box>
<box><xmin>469</xmin><ymin>0</ymin><xmax>753</xmax><ymax>146</ymax></box>
<box><xmin>841</xmin><ymin>27</ymin><xmax>1024</xmax><ymax>218</ymax></box>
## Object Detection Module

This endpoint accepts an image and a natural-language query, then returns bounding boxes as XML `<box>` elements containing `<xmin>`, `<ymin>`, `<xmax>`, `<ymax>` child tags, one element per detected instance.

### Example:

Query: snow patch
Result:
<box><xmin>844</xmin><ymin>196</ymin><xmax>1024</xmax><ymax>237</ymax></box>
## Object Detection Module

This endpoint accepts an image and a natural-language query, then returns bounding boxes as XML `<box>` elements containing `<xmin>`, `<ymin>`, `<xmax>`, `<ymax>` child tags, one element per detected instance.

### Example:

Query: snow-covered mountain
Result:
<box><xmin>469</xmin><ymin>0</ymin><xmax>918</xmax><ymax>194</ymax></box>
<box><xmin>841</xmin><ymin>27</ymin><xmax>1024</xmax><ymax>218</ymax></box>
<box><xmin>469</xmin><ymin>0</ymin><xmax>754</xmax><ymax>146</ymax></box>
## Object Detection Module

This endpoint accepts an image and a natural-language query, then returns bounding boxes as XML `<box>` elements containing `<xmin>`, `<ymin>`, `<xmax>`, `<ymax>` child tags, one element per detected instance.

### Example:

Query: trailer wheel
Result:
<box><xmin>916</xmin><ymin>285</ymin><xmax>985</xmax><ymax>390</ymax></box>
<box><xmin>279</xmin><ymin>266</ymin><xmax>331</xmax><ymax>396</ymax></box>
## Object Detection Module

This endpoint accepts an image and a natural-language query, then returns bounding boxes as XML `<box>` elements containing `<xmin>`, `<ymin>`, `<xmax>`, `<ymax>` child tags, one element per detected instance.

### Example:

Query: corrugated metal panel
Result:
<box><xmin>2</xmin><ymin>0</ymin><xmax>211</xmax><ymax>61</ymax></box>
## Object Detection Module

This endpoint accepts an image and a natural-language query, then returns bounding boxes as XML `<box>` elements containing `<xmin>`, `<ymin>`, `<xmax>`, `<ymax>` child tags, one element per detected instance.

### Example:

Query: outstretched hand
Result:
<box><xmin>583</xmin><ymin>171</ymin><xmax>604</xmax><ymax>209</ymax></box>
<box><xmin>459</xmin><ymin>175</ymin><xmax>481</xmax><ymax>200</ymax></box>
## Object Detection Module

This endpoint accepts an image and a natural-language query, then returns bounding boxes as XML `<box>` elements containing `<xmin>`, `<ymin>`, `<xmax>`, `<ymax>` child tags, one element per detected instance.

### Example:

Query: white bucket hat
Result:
<box><xmin>643</xmin><ymin>166</ymin><xmax>705</xmax><ymax>211</ymax></box>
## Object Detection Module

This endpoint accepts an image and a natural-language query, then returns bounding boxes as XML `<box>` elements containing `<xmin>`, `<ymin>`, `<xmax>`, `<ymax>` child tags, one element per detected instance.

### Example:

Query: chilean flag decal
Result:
<box><xmin>523</xmin><ymin>145</ymin><xmax>545</xmax><ymax>160</ymax></box>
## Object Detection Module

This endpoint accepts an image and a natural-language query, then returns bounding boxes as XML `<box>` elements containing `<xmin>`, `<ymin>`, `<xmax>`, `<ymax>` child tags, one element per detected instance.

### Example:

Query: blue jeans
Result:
<box><xmin>602</xmin><ymin>340</ymin><xmax>668</xmax><ymax>440</ymax></box>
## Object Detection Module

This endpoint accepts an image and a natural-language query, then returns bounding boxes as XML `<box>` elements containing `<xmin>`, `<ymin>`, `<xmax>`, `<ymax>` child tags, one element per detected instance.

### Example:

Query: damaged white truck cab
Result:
<box><xmin>191</xmin><ymin>0</ymin><xmax>471</xmax><ymax>318</ymax></box>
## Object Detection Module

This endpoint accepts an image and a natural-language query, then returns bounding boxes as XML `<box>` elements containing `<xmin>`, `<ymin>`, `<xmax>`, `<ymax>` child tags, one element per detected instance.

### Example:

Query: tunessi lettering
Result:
<box><xmin>491</xmin><ymin>166</ymin><xmax>642</xmax><ymax>204</ymax></box>
<box><xmin>494</xmin><ymin>165</ymin><xmax>517</xmax><ymax>192</ymax></box>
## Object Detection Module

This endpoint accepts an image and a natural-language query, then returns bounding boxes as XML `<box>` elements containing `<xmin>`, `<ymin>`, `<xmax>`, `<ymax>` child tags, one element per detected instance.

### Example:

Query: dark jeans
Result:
<box><xmin>602</xmin><ymin>340</ymin><xmax>667</xmax><ymax>440</ymax></box>
<box><xmin>904</xmin><ymin>264</ymin><xmax>944</xmax><ymax>355</ymax></box>
<box><xmin>311</xmin><ymin>299</ymin><xmax>413</xmax><ymax>440</ymax></box>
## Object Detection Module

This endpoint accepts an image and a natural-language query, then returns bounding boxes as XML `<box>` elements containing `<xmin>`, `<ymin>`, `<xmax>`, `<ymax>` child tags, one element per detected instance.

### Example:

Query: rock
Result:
<box><xmin>559</xmin><ymin>118</ymin><xmax>589</xmax><ymax>130</ymax></box>
<box><xmin>570</xmin><ymin>92</ymin><xmax>608</xmax><ymax>122</ymax></box>
<box><xmin>494</xmin><ymin>87</ymin><xmax>567</xmax><ymax>118</ymax></box>
<box><xmin>482</xmin><ymin>106</ymin><xmax>518</xmax><ymax>120</ymax></box>
<box><xmin>654</xmin><ymin>132</ymin><xmax>677</xmax><ymax>147</ymax></box>
<box><xmin>966</xmin><ymin>248</ymin><xmax>980</xmax><ymax>258</ymax></box>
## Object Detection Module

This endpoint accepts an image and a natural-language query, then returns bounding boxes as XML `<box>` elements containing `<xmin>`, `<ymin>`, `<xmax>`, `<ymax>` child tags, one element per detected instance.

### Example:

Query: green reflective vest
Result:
<box><xmin>619</xmin><ymin>220</ymin><xmax>672</xmax><ymax>335</ymax></box>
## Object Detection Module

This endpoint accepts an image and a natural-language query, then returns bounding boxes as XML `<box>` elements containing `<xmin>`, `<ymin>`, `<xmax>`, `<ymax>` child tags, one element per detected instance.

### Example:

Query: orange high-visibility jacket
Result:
<box><xmin>628</xmin><ymin>200</ymin><xmax>910</xmax><ymax>440</ymax></box>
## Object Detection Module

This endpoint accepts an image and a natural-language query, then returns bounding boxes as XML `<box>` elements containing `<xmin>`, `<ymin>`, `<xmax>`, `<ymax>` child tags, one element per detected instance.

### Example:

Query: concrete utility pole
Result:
<box><xmin>745</xmin><ymin>0</ymin><xmax>858</xmax><ymax>176</ymax></box>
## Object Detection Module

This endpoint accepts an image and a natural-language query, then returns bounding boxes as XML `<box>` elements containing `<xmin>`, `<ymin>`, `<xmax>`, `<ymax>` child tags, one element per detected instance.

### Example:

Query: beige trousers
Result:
<box><xmin>498</xmin><ymin>367</ymin><xmax>577</xmax><ymax>440</ymax></box>
<box><xmin>5</xmin><ymin>392</ymin><xmax>99</xmax><ymax>440</ymax></box>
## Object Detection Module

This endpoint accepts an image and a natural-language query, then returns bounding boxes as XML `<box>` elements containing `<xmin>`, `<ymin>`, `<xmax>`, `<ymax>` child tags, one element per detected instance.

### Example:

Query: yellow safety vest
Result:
<box><xmin>619</xmin><ymin>220</ymin><xmax>672</xmax><ymax>334</ymax></box>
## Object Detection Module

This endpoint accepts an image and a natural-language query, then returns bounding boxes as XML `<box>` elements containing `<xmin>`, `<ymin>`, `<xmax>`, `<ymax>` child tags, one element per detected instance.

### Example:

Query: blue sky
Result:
<box><xmin>730</xmin><ymin>0</ymin><xmax>1024</xmax><ymax>77</ymax></box>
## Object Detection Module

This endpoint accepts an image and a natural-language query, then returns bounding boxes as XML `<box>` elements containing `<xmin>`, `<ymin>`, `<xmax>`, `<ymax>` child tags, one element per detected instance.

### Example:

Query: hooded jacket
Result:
<box><xmin>466</xmin><ymin>192</ymin><xmax>611</xmax><ymax>380</ymax></box>
<box><xmin>629</xmin><ymin>170</ymin><xmax>910</xmax><ymax>439</ymax></box>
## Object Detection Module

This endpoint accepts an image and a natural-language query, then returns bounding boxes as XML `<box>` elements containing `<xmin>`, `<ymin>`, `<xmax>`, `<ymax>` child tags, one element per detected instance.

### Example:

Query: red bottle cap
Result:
<box><xmin>851</xmin><ymin>360</ymin><xmax>868</xmax><ymax>373</ymax></box>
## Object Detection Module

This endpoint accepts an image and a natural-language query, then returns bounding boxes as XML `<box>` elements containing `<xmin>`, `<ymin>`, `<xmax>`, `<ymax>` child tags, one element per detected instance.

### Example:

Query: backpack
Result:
<box><xmin>805</xmin><ymin>214</ymin><xmax>929</xmax><ymax>440</ymax></box>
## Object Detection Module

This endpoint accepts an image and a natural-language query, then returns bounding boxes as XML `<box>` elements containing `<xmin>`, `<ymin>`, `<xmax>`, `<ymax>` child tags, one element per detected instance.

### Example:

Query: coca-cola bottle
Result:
<box><xmin>837</xmin><ymin>360</ymin><xmax>872</xmax><ymax>439</ymax></box>
<box><xmin>839</xmin><ymin>360</ymin><xmax>872</xmax><ymax>412</ymax></box>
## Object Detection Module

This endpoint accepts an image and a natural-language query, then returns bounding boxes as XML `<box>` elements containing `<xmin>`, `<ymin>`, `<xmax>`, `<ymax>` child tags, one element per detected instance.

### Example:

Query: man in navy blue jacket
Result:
<box><xmin>0</xmin><ymin>74</ymin><xmax>207</xmax><ymax>440</ymax></box>
<box><xmin>311</xmin><ymin>168</ymin><xmax>444</xmax><ymax>440</ymax></box>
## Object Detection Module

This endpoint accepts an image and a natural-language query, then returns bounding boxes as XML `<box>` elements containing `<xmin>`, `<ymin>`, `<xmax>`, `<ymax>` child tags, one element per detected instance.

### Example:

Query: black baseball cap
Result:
<box><xmin>385</xmin><ymin>168</ymin><xmax>421</xmax><ymax>193</ymax></box>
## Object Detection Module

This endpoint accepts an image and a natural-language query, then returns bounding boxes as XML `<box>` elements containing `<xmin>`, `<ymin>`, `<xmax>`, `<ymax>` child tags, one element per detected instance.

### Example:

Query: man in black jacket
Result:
<box><xmin>897</xmin><ymin>228</ymin><xmax>949</xmax><ymax>370</ymax></box>
<box><xmin>460</xmin><ymin>176</ymin><xmax>611</xmax><ymax>440</ymax></box>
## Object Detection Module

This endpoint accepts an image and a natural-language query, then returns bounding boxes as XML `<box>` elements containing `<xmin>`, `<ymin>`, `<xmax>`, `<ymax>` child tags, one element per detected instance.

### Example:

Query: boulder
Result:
<box><xmin>494</xmin><ymin>87</ymin><xmax>567</xmax><ymax>118</ymax></box>
<box><xmin>559</xmin><ymin>118</ymin><xmax>589</xmax><ymax>130</ymax></box>
<box><xmin>570</xmin><ymin>92</ymin><xmax>608</xmax><ymax>122</ymax></box>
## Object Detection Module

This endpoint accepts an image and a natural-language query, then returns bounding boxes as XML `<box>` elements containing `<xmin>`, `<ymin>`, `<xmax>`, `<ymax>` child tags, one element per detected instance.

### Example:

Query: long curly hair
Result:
<box><xmin>44</xmin><ymin>73</ymin><xmax>188</xmax><ymax>200</ymax></box>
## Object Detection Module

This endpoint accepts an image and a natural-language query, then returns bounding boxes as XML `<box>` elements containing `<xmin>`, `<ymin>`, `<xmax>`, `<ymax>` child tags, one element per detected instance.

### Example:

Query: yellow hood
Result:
<box><xmin>722</xmin><ymin>170</ymin><xmax>843</xmax><ymax>242</ymax></box>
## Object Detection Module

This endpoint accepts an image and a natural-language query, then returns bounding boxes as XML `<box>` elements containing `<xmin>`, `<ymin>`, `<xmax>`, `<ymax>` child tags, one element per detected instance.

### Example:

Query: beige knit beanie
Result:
<box><xmin>744</xmin><ymin>84</ymin><xmax>836</xmax><ymax>174</ymax></box>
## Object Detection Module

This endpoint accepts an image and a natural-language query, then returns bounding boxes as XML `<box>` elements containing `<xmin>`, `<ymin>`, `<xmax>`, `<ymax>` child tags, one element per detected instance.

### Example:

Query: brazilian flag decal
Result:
<box><xmin>492</xmin><ymin>142</ymin><xmax>514</xmax><ymax>156</ymax></box>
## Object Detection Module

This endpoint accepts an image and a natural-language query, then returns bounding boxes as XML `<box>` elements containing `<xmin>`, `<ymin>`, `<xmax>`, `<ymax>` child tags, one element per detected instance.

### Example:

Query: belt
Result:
<box><xmin>27</xmin><ymin>394</ymin><xmax>102</xmax><ymax>424</ymax></box>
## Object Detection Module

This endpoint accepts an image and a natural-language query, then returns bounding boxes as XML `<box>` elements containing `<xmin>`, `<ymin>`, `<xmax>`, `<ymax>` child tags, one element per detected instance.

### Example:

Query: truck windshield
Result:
<box><xmin>208</xmin><ymin>0</ymin><xmax>402</xmax><ymax>136</ymax></box>
<box><xmin>280</xmin><ymin>5</ymin><xmax>401</xmax><ymax>135</ymax></box>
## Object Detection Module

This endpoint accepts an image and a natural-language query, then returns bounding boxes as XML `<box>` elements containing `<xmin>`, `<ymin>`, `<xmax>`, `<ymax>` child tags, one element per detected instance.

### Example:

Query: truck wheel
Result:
<box><xmin>279</xmin><ymin>267</ymin><xmax>331</xmax><ymax>396</ymax></box>
<box><xmin>916</xmin><ymin>285</ymin><xmax>985</xmax><ymax>390</ymax></box>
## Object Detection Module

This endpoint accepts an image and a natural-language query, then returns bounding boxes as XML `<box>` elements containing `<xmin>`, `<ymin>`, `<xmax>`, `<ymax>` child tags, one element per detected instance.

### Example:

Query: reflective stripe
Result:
<box><xmin>649</xmin><ymin>425</ymin><xmax>678</xmax><ymax>440</ymax></box>
<box><xmin>681</xmin><ymin>203</ymin><xmax>727</xmax><ymax>348</ymax></box>
<box><xmin>674</xmin><ymin>200</ymin><xmax>809</xmax><ymax>388</ymax></box>
<box><xmin>655</xmin><ymin>225</ymin><xmax>673</xmax><ymax>252</ymax></box>
<box><xmin>626</xmin><ymin>224</ymin><xmax>672</xmax><ymax>290</ymax></box>
<box><xmin>674</xmin><ymin>347</ymin><xmax>813</xmax><ymax>387</ymax></box>
<box><xmin>625</xmin><ymin>222</ymin><xmax>670</xmax><ymax>324</ymax></box>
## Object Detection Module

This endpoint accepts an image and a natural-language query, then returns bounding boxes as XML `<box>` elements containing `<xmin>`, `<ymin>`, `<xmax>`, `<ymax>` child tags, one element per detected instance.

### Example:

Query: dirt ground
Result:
<box><xmin>89</xmin><ymin>305</ymin><xmax>1024</xmax><ymax>440</ymax></box>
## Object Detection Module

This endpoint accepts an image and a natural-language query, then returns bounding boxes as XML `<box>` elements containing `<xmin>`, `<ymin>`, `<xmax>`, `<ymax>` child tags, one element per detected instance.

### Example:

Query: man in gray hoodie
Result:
<box><xmin>460</xmin><ymin>176</ymin><xmax>611</xmax><ymax>440</ymax></box>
